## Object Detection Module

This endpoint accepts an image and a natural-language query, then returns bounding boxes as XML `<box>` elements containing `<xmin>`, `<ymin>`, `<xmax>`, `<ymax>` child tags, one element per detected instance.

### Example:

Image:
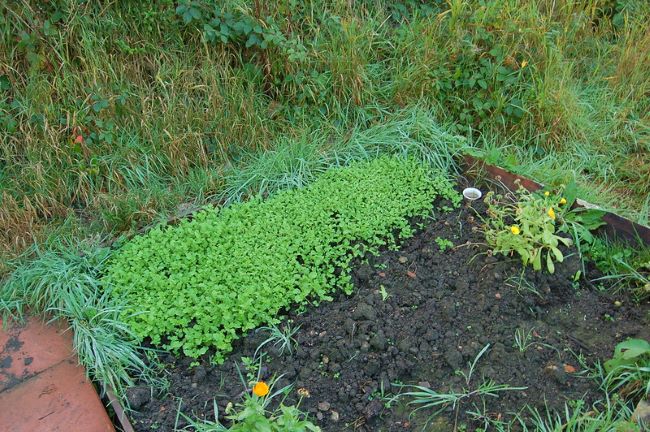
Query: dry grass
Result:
<box><xmin>1</xmin><ymin>0</ymin><xmax>649</xmax><ymax>269</ymax></box>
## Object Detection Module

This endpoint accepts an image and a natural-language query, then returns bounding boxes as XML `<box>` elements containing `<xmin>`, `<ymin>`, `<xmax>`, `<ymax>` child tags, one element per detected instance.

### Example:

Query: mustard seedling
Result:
<box><xmin>104</xmin><ymin>157</ymin><xmax>460</xmax><ymax>359</ymax></box>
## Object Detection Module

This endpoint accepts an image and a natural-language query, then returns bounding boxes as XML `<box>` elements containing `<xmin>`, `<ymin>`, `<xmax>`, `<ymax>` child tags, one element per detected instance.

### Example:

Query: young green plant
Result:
<box><xmin>104</xmin><ymin>158</ymin><xmax>461</xmax><ymax>360</ymax></box>
<box><xmin>482</xmin><ymin>186</ymin><xmax>572</xmax><ymax>273</ymax></box>
<box><xmin>395</xmin><ymin>344</ymin><xmax>526</xmax><ymax>429</ymax></box>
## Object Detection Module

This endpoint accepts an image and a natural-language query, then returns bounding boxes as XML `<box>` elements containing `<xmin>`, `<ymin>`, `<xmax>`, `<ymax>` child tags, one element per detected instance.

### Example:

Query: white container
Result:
<box><xmin>462</xmin><ymin>187</ymin><xmax>482</xmax><ymax>201</ymax></box>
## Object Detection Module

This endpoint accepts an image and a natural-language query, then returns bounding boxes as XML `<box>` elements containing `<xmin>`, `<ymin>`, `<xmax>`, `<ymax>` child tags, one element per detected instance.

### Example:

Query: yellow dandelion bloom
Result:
<box><xmin>252</xmin><ymin>381</ymin><xmax>270</xmax><ymax>397</ymax></box>
<box><xmin>521</xmin><ymin>60</ymin><xmax>528</xmax><ymax>68</ymax></box>
<box><xmin>559</xmin><ymin>197</ymin><xmax>567</xmax><ymax>205</ymax></box>
<box><xmin>548</xmin><ymin>207</ymin><xmax>556</xmax><ymax>220</ymax></box>
<box><xmin>544</xmin><ymin>191</ymin><xmax>550</xmax><ymax>197</ymax></box>
<box><xmin>510</xmin><ymin>225</ymin><xmax>521</xmax><ymax>235</ymax></box>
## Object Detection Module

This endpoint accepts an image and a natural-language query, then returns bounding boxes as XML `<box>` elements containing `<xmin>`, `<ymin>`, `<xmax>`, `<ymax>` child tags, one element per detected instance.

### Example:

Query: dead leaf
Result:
<box><xmin>563</xmin><ymin>364</ymin><xmax>577</xmax><ymax>373</ymax></box>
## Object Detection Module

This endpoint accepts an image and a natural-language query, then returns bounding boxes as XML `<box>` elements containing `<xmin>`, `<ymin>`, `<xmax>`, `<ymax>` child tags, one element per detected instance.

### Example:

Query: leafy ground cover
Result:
<box><xmin>104</xmin><ymin>158</ymin><xmax>459</xmax><ymax>360</ymax></box>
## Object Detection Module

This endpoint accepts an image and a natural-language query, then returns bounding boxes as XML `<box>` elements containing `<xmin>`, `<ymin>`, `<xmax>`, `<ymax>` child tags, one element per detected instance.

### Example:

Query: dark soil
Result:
<box><xmin>128</xmin><ymin>201</ymin><xmax>649</xmax><ymax>432</ymax></box>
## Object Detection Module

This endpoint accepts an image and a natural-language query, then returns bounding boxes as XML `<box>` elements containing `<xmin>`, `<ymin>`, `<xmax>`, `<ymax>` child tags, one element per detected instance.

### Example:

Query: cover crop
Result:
<box><xmin>104</xmin><ymin>158</ymin><xmax>459</xmax><ymax>359</ymax></box>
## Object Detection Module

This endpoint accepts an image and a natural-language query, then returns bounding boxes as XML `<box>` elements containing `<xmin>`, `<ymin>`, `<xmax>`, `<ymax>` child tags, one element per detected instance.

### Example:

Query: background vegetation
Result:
<box><xmin>2</xmin><ymin>0</ymin><xmax>649</xmax><ymax>274</ymax></box>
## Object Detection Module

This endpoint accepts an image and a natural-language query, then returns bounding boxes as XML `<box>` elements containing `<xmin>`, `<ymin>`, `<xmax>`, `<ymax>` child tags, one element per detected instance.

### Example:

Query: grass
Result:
<box><xmin>585</xmin><ymin>236</ymin><xmax>650</xmax><ymax>300</ymax></box>
<box><xmin>254</xmin><ymin>323</ymin><xmax>301</xmax><ymax>359</ymax></box>
<box><xmin>513</xmin><ymin>327</ymin><xmax>535</xmax><ymax>353</ymax></box>
<box><xmin>2</xmin><ymin>1</ymin><xmax>650</xmax><ymax>272</ymax></box>
<box><xmin>0</xmin><ymin>240</ymin><xmax>162</xmax><ymax>399</ymax></box>
<box><xmin>507</xmin><ymin>399</ymin><xmax>639</xmax><ymax>432</ymax></box>
<box><xmin>486</xmin><ymin>356</ymin><xmax>648</xmax><ymax>431</ymax></box>
<box><xmin>397</xmin><ymin>343</ymin><xmax>647</xmax><ymax>431</ymax></box>
<box><xmin>218</xmin><ymin>108</ymin><xmax>465</xmax><ymax>204</ymax></box>
<box><xmin>396</xmin><ymin>344</ymin><xmax>527</xmax><ymax>430</ymax></box>
<box><xmin>469</xmin><ymin>399</ymin><xmax>640</xmax><ymax>431</ymax></box>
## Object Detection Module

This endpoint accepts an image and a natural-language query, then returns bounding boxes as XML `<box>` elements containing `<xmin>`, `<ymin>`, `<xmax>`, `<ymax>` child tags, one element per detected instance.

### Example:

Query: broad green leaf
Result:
<box><xmin>615</xmin><ymin>338</ymin><xmax>650</xmax><ymax>360</ymax></box>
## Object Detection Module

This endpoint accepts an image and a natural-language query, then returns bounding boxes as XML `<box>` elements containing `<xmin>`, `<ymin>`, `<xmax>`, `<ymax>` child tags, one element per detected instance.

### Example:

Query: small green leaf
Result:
<box><xmin>546</xmin><ymin>251</ymin><xmax>555</xmax><ymax>273</ymax></box>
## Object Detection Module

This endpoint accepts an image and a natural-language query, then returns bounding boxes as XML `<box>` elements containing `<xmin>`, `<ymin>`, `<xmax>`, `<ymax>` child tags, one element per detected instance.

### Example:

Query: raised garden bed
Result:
<box><xmin>119</xmin><ymin>171</ymin><xmax>649</xmax><ymax>431</ymax></box>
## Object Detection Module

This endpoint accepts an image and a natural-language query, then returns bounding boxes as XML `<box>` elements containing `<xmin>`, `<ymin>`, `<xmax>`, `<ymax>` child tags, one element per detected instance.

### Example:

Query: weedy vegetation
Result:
<box><xmin>588</xmin><ymin>238</ymin><xmax>650</xmax><ymax>301</ymax></box>
<box><xmin>2</xmin><ymin>0</ymin><xmax>650</xmax><ymax>272</ymax></box>
<box><xmin>180</xmin><ymin>375</ymin><xmax>320</xmax><ymax>432</ymax></box>
<box><xmin>395</xmin><ymin>344</ymin><xmax>527</xmax><ymax>430</ymax></box>
<box><xmin>513</xmin><ymin>327</ymin><xmax>536</xmax><ymax>353</ymax></box>
<box><xmin>0</xmin><ymin>240</ymin><xmax>162</xmax><ymax>398</ymax></box>
<box><xmin>435</xmin><ymin>237</ymin><xmax>454</xmax><ymax>252</ymax></box>
<box><xmin>470</xmin><ymin>340</ymin><xmax>650</xmax><ymax>431</ymax></box>
<box><xmin>254</xmin><ymin>323</ymin><xmax>301</xmax><ymax>359</ymax></box>
<box><xmin>603</xmin><ymin>338</ymin><xmax>650</xmax><ymax>403</ymax></box>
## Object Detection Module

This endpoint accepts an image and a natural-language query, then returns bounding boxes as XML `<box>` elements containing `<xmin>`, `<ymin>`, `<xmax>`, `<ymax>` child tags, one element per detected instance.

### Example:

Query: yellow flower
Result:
<box><xmin>544</xmin><ymin>191</ymin><xmax>550</xmax><ymax>197</ymax></box>
<box><xmin>548</xmin><ymin>207</ymin><xmax>556</xmax><ymax>220</ymax></box>
<box><xmin>510</xmin><ymin>225</ymin><xmax>521</xmax><ymax>235</ymax></box>
<box><xmin>521</xmin><ymin>60</ymin><xmax>528</xmax><ymax>68</ymax></box>
<box><xmin>252</xmin><ymin>381</ymin><xmax>270</xmax><ymax>397</ymax></box>
<box><xmin>559</xmin><ymin>197</ymin><xmax>567</xmax><ymax>205</ymax></box>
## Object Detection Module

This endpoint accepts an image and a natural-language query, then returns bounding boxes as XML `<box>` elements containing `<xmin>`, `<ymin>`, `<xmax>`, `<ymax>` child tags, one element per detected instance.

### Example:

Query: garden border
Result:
<box><xmin>106</xmin><ymin>385</ymin><xmax>136</xmax><ymax>432</ymax></box>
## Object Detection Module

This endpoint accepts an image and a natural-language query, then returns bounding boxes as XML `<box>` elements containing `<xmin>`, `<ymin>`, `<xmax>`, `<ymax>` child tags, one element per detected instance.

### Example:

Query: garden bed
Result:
<box><xmin>126</xmin><ymin>199</ymin><xmax>649</xmax><ymax>431</ymax></box>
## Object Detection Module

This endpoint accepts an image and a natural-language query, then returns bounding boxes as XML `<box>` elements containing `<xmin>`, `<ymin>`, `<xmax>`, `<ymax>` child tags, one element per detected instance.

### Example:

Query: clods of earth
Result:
<box><xmin>127</xmin><ymin>201</ymin><xmax>649</xmax><ymax>431</ymax></box>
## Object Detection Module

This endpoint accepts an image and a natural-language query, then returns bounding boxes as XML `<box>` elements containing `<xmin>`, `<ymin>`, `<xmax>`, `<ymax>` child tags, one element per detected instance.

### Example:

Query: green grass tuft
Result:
<box><xmin>0</xmin><ymin>241</ymin><xmax>162</xmax><ymax>399</ymax></box>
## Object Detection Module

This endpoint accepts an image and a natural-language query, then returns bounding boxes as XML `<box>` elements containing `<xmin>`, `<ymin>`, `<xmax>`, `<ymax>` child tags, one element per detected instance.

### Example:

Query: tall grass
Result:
<box><xmin>1</xmin><ymin>0</ymin><xmax>649</xmax><ymax>269</ymax></box>
<box><xmin>219</xmin><ymin>108</ymin><xmax>466</xmax><ymax>204</ymax></box>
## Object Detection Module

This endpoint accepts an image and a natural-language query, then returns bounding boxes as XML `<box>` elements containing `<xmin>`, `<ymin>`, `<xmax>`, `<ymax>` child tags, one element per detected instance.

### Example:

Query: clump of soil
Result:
<box><xmin>128</xmin><ymin>202</ymin><xmax>649</xmax><ymax>432</ymax></box>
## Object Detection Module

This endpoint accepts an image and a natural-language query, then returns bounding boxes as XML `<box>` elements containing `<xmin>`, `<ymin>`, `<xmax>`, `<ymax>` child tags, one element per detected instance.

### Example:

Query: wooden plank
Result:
<box><xmin>0</xmin><ymin>317</ymin><xmax>115</xmax><ymax>432</ymax></box>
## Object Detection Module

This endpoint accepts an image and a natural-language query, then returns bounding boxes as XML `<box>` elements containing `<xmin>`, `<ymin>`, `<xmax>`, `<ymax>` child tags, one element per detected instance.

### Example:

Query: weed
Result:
<box><xmin>588</xmin><ymin>237</ymin><xmax>650</xmax><ymax>301</ymax></box>
<box><xmin>180</xmin><ymin>375</ymin><xmax>320</xmax><ymax>431</ymax></box>
<box><xmin>511</xmin><ymin>399</ymin><xmax>639</xmax><ymax>432</ymax></box>
<box><xmin>255</xmin><ymin>323</ymin><xmax>301</xmax><ymax>358</ymax></box>
<box><xmin>513</xmin><ymin>327</ymin><xmax>535</xmax><ymax>353</ymax></box>
<box><xmin>603</xmin><ymin>338</ymin><xmax>650</xmax><ymax>402</ymax></box>
<box><xmin>239</xmin><ymin>356</ymin><xmax>262</xmax><ymax>384</ymax></box>
<box><xmin>379</xmin><ymin>285</ymin><xmax>390</xmax><ymax>301</ymax></box>
<box><xmin>0</xmin><ymin>241</ymin><xmax>161</xmax><ymax>399</ymax></box>
<box><xmin>468</xmin><ymin>346</ymin><xmax>648</xmax><ymax>431</ymax></box>
<box><xmin>435</xmin><ymin>237</ymin><xmax>454</xmax><ymax>252</ymax></box>
<box><xmin>396</xmin><ymin>344</ymin><xmax>526</xmax><ymax>430</ymax></box>
<box><xmin>504</xmin><ymin>273</ymin><xmax>543</xmax><ymax>299</ymax></box>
